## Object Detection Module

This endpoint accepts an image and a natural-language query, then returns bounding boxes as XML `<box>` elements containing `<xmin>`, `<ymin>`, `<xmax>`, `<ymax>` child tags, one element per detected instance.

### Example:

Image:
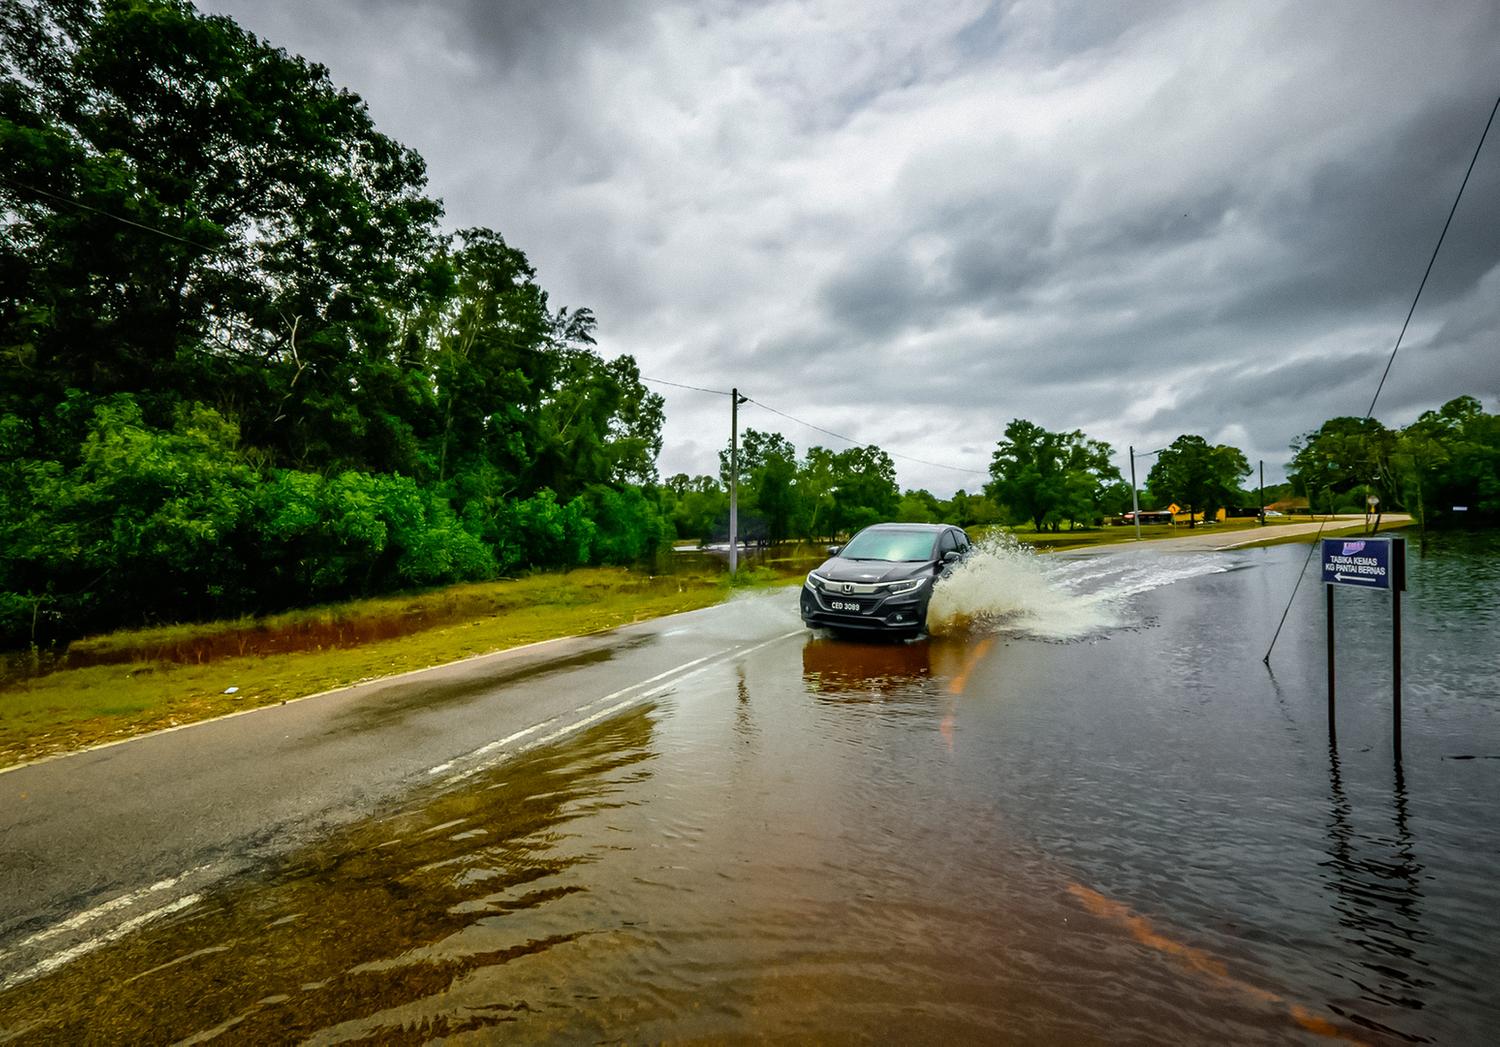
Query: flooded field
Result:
<box><xmin>1</xmin><ymin>533</ymin><xmax>1496</xmax><ymax>1043</ymax></box>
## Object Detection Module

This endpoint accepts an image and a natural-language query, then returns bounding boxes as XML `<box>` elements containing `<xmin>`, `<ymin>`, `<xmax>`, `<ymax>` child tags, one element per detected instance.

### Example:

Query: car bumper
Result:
<box><xmin>799</xmin><ymin>584</ymin><xmax>928</xmax><ymax>633</ymax></box>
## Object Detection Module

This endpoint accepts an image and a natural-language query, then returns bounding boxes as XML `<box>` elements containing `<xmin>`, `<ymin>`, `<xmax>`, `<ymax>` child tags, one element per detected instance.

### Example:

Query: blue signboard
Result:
<box><xmin>1320</xmin><ymin>537</ymin><xmax>1397</xmax><ymax>590</ymax></box>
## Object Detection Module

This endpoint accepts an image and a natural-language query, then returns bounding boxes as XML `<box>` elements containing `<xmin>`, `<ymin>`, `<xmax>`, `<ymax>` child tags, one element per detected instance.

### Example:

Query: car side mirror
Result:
<box><xmin>942</xmin><ymin>551</ymin><xmax>962</xmax><ymax>564</ymax></box>
<box><xmin>827</xmin><ymin>545</ymin><xmax>841</xmax><ymax>556</ymax></box>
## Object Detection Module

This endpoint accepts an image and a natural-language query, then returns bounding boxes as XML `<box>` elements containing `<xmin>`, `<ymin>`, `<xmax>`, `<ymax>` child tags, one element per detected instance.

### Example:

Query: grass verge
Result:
<box><xmin>0</xmin><ymin>567</ymin><xmax>770</xmax><ymax>771</ymax></box>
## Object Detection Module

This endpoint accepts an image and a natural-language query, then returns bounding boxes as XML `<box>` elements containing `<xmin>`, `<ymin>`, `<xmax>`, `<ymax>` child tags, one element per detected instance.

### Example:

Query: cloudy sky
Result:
<box><xmin>201</xmin><ymin>0</ymin><xmax>1500</xmax><ymax>496</ymax></box>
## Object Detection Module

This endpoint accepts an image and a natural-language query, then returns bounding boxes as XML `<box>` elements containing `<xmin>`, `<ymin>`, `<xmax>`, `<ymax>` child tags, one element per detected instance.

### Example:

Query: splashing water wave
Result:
<box><xmin>926</xmin><ymin>534</ymin><xmax>1233</xmax><ymax>642</ymax></box>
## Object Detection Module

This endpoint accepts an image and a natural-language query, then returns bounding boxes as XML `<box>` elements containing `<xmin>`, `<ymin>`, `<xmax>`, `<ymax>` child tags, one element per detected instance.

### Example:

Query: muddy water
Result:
<box><xmin>2</xmin><ymin>534</ymin><xmax>1498</xmax><ymax>1043</ymax></box>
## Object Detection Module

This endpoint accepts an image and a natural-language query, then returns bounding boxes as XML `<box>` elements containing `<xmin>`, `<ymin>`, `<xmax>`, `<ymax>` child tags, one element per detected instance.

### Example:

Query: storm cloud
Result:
<box><xmin>202</xmin><ymin>0</ymin><xmax>1500</xmax><ymax>493</ymax></box>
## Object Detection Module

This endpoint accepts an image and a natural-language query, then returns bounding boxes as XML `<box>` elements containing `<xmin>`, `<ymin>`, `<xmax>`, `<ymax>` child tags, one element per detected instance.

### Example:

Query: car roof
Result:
<box><xmin>857</xmin><ymin>523</ymin><xmax>954</xmax><ymax>533</ymax></box>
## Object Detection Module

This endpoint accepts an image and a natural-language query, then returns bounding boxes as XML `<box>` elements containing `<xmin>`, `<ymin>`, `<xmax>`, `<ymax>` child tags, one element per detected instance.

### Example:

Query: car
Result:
<box><xmin>800</xmin><ymin>522</ymin><xmax>970</xmax><ymax>637</ymax></box>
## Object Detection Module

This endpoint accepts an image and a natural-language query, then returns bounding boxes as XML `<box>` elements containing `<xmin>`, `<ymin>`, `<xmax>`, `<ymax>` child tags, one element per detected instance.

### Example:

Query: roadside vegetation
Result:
<box><xmin>0</xmin><ymin>563</ymin><xmax>811</xmax><ymax>770</ymax></box>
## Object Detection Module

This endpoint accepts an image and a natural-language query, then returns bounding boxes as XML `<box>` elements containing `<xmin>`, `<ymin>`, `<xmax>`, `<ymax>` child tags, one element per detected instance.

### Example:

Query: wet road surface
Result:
<box><xmin>2</xmin><ymin>532</ymin><xmax>1497</xmax><ymax>1043</ymax></box>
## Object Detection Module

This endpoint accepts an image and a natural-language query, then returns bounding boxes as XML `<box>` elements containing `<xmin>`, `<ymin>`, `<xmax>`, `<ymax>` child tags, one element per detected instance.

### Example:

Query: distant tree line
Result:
<box><xmin>661</xmin><ymin>429</ymin><xmax>1004</xmax><ymax>548</ymax></box>
<box><xmin>980</xmin><ymin>398</ymin><xmax>1500</xmax><ymax>536</ymax></box>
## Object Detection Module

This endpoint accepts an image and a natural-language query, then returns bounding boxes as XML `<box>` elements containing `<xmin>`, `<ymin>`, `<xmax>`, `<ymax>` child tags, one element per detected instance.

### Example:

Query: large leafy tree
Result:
<box><xmin>1</xmin><ymin>0</ymin><xmax>443</xmax><ymax>468</ymax></box>
<box><xmin>1147</xmin><ymin>434</ymin><xmax>1251</xmax><ymax>527</ymax></box>
<box><xmin>829</xmin><ymin>445</ymin><xmax>899</xmax><ymax>535</ymax></box>
<box><xmin>986</xmin><ymin>419</ymin><xmax>1121</xmax><ymax>531</ymax></box>
<box><xmin>528</xmin><ymin>322</ymin><xmax>664</xmax><ymax>499</ymax></box>
<box><xmin>0</xmin><ymin>0</ymin><xmax>673</xmax><ymax>647</ymax></box>
<box><xmin>1395</xmin><ymin>396</ymin><xmax>1500</xmax><ymax>527</ymax></box>
<box><xmin>718</xmin><ymin>428</ymin><xmax>801</xmax><ymax>544</ymax></box>
<box><xmin>1288</xmin><ymin>416</ymin><xmax>1397</xmax><ymax>513</ymax></box>
<box><xmin>942</xmin><ymin>489</ymin><xmax>1003</xmax><ymax>528</ymax></box>
<box><xmin>662</xmin><ymin>473</ymin><xmax>727</xmax><ymax>546</ymax></box>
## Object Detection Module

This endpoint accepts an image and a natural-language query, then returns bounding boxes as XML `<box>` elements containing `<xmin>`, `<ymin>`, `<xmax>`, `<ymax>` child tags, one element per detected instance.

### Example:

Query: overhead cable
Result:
<box><xmin>1366</xmin><ymin>94</ymin><xmax>1500</xmax><ymax>420</ymax></box>
<box><xmin>640</xmin><ymin>376</ymin><xmax>733</xmax><ymax>396</ymax></box>
<box><xmin>743</xmin><ymin>395</ymin><xmax>988</xmax><ymax>478</ymax></box>
<box><xmin>1263</xmin><ymin>92</ymin><xmax>1499</xmax><ymax>665</ymax></box>
<box><xmin>0</xmin><ymin>174</ymin><xmax>224</xmax><ymax>253</ymax></box>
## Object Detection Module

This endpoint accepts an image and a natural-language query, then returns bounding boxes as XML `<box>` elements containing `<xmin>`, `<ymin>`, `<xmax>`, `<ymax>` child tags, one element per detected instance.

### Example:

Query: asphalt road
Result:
<box><xmin>0</xmin><ymin>592</ymin><xmax>805</xmax><ymax>988</ymax></box>
<box><xmin>1077</xmin><ymin>513</ymin><xmax>1412</xmax><ymax>553</ymax></box>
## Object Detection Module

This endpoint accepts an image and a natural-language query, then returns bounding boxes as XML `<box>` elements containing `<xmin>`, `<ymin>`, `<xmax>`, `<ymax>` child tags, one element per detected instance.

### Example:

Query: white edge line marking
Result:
<box><xmin>426</xmin><ymin>643</ymin><xmax>758</xmax><ymax>777</ymax></box>
<box><xmin>438</xmin><ymin>630</ymin><xmax>802</xmax><ymax>786</ymax></box>
<box><xmin>3</xmin><ymin>863</ymin><xmax>217</xmax><ymax>957</ymax></box>
<box><xmin>1</xmin><ymin>593</ymin><xmax>779</xmax><ymax>777</ymax></box>
<box><xmin>1</xmin><ymin>893</ymin><xmax>203</xmax><ymax>992</ymax></box>
<box><xmin>0</xmin><ymin>631</ymin><xmax>593</xmax><ymax>777</ymax></box>
<box><xmin>1</xmin><ymin>626</ymin><xmax>805</xmax><ymax>987</ymax></box>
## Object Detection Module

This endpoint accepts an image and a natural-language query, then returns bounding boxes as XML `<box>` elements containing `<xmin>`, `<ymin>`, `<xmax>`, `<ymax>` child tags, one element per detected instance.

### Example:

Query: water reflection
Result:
<box><xmin>801</xmin><ymin>635</ymin><xmax>937</xmax><ymax>699</ymax></box>
<box><xmin>1322</xmin><ymin>733</ymin><xmax>1431</xmax><ymax>1042</ymax></box>
<box><xmin>0</xmin><ymin>707</ymin><xmax>662</xmax><ymax>1044</ymax></box>
<box><xmin>799</xmin><ymin>635</ymin><xmax>990</xmax><ymax>700</ymax></box>
<box><xmin>733</xmin><ymin>663</ymin><xmax>755</xmax><ymax>743</ymax></box>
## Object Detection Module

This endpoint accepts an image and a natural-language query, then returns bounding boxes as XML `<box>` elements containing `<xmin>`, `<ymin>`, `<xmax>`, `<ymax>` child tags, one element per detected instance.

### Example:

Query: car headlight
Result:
<box><xmin>884</xmin><ymin>577</ymin><xmax>926</xmax><ymax>595</ymax></box>
<box><xmin>806</xmin><ymin>572</ymin><xmax>827</xmax><ymax>591</ymax></box>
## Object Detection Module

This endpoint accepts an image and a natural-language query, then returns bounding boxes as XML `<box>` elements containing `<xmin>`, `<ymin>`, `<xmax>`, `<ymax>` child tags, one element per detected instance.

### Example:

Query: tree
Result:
<box><xmin>1</xmin><ymin>0</ymin><xmax>445</xmax><ymax>469</ymax></box>
<box><xmin>528</xmin><ymin>330</ymin><xmax>664</xmax><ymax>499</ymax></box>
<box><xmin>943</xmin><ymin>489</ymin><xmax>1004</xmax><ymax>528</ymax></box>
<box><xmin>1395</xmin><ymin>396</ymin><xmax>1500</xmax><ymax>528</ymax></box>
<box><xmin>985</xmin><ymin>419</ymin><xmax>1121</xmax><ymax>531</ymax></box>
<box><xmin>719</xmin><ymin>429</ymin><xmax>802</xmax><ymax>544</ymax></box>
<box><xmin>1288</xmin><ymin>417</ymin><xmax>1397</xmax><ymax>513</ymax></box>
<box><xmin>0</xmin><ymin>0</ymin><xmax>679</xmax><ymax>648</ymax></box>
<box><xmin>896</xmin><ymin>489</ymin><xmax>942</xmax><ymax>523</ymax></box>
<box><xmin>662</xmin><ymin>474</ymin><xmax>727</xmax><ymax>545</ymax></box>
<box><xmin>827</xmin><ymin>445</ymin><xmax>900</xmax><ymax>536</ymax></box>
<box><xmin>1147</xmin><ymin>435</ymin><xmax>1251</xmax><ymax>528</ymax></box>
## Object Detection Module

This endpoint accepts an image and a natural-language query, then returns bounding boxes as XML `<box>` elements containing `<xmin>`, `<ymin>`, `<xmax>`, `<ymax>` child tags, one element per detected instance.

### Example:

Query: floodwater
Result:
<box><xmin>2</xmin><ymin>533</ymin><xmax>1497</xmax><ymax>1043</ymax></box>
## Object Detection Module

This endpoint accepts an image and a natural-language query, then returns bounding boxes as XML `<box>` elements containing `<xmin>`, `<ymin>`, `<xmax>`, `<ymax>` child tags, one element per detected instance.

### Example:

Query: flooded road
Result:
<box><xmin>2</xmin><ymin>533</ymin><xmax>1497</xmax><ymax>1043</ymax></box>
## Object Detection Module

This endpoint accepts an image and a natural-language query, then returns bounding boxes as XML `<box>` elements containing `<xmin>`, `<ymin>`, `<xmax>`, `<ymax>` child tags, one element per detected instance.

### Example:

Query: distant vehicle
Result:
<box><xmin>1122</xmin><ymin>510</ymin><xmax>1173</xmax><ymax>525</ymax></box>
<box><xmin>1263</xmin><ymin>509</ymin><xmax>1285</xmax><ymax>517</ymax></box>
<box><xmin>800</xmin><ymin>523</ymin><xmax>970</xmax><ymax>637</ymax></box>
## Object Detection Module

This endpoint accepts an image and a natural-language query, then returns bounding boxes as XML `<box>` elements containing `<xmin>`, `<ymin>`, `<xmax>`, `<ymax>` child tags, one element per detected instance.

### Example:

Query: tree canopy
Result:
<box><xmin>1146</xmin><ymin>435</ymin><xmax>1250</xmax><ymax>528</ymax></box>
<box><xmin>985</xmin><ymin>419</ymin><xmax>1122</xmax><ymax>531</ymax></box>
<box><xmin>0</xmin><ymin>0</ymin><xmax>666</xmax><ymax>647</ymax></box>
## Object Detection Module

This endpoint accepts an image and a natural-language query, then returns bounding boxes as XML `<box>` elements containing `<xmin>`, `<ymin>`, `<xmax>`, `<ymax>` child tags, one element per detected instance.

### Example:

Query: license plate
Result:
<box><xmin>829</xmin><ymin>599</ymin><xmax>862</xmax><ymax>612</ymax></box>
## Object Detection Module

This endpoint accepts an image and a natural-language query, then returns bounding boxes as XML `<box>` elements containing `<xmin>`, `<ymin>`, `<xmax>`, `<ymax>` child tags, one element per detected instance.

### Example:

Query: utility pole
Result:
<box><xmin>728</xmin><ymin>387</ymin><xmax>747</xmax><ymax>575</ymax></box>
<box><xmin>1129</xmin><ymin>445</ymin><xmax>1166</xmax><ymax>540</ymax></box>
<box><xmin>1130</xmin><ymin>444</ymin><xmax>1141</xmax><ymax>541</ymax></box>
<box><xmin>1259</xmin><ymin>460</ymin><xmax>1265</xmax><ymax>525</ymax></box>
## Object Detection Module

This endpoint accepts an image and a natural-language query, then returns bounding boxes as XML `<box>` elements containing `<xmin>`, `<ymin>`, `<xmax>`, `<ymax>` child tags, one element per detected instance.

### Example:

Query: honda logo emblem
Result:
<box><xmin>842</xmin><ymin>583</ymin><xmax>853</xmax><ymax>594</ymax></box>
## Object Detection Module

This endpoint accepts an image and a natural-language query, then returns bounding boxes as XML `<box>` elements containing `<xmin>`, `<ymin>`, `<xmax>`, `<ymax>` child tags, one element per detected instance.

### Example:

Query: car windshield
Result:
<box><xmin>838</xmin><ymin>530</ymin><xmax>937</xmax><ymax>562</ymax></box>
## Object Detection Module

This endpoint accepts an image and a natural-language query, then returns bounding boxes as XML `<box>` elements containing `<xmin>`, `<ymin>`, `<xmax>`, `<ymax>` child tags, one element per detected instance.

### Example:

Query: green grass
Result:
<box><xmin>0</xmin><ymin>566</ymin><xmax>740</xmax><ymax>770</ymax></box>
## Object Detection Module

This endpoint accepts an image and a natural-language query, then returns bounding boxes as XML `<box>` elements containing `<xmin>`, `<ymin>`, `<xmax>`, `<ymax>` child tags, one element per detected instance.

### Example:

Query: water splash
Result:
<box><xmin>927</xmin><ymin>534</ymin><xmax>1232</xmax><ymax>641</ymax></box>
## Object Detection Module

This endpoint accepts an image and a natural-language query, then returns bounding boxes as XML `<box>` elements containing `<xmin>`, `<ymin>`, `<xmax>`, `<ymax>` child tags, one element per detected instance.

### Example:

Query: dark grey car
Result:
<box><xmin>799</xmin><ymin>523</ymin><xmax>970</xmax><ymax>637</ymax></box>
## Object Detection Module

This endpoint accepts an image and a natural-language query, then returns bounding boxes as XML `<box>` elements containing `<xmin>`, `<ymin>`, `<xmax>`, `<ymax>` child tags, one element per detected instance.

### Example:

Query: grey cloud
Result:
<box><xmin>197</xmin><ymin>0</ymin><xmax>1500</xmax><ymax>495</ymax></box>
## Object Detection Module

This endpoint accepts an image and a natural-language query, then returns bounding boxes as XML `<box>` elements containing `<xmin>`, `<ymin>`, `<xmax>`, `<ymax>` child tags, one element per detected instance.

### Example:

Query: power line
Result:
<box><xmin>1366</xmin><ymin>94</ymin><xmax>1499</xmax><ymax>420</ymax></box>
<box><xmin>641</xmin><ymin>375</ymin><xmax>988</xmax><ymax>478</ymax></box>
<box><xmin>1263</xmin><ymin>92</ymin><xmax>1499</xmax><ymax>665</ymax></box>
<box><xmin>743</xmin><ymin>395</ymin><xmax>988</xmax><ymax>478</ymax></box>
<box><xmin>640</xmin><ymin>376</ymin><xmax>733</xmax><ymax>396</ymax></box>
<box><xmin>0</xmin><ymin>174</ymin><xmax>225</xmax><ymax>253</ymax></box>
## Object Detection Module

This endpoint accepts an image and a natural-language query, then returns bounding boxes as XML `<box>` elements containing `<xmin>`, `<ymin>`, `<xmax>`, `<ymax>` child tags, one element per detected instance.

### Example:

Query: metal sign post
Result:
<box><xmin>1320</xmin><ymin>536</ymin><xmax>1407</xmax><ymax>749</ymax></box>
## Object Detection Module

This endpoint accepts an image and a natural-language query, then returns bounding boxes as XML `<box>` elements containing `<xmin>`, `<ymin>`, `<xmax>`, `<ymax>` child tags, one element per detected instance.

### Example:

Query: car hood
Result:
<box><xmin>814</xmin><ymin>557</ymin><xmax>934</xmax><ymax>583</ymax></box>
